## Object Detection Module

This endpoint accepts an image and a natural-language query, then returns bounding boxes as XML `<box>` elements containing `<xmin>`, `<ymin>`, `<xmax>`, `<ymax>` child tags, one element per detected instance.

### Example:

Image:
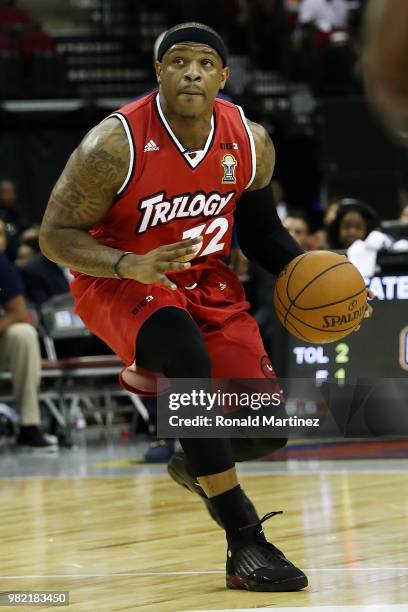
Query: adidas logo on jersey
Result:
<box><xmin>144</xmin><ymin>139</ymin><xmax>159</xmax><ymax>152</ymax></box>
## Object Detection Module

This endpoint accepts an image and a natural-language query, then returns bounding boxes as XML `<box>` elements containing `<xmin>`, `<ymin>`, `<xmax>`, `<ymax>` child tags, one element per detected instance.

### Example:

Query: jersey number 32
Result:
<box><xmin>182</xmin><ymin>217</ymin><xmax>229</xmax><ymax>257</ymax></box>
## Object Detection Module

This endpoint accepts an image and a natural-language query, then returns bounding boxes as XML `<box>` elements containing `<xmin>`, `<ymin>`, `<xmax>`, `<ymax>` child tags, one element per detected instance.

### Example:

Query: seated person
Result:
<box><xmin>15</xmin><ymin>243</ymin><xmax>39</xmax><ymax>269</ymax></box>
<box><xmin>327</xmin><ymin>198</ymin><xmax>380</xmax><ymax>250</ymax></box>
<box><xmin>400</xmin><ymin>204</ymin><xmax>408</xmax><ymax>224</ymax></box>
<box><xmin>283</xmin><ymin>211</ymin><xmax>310</xmax><ymax>249</ymax></box>
<box><xmin>0</xmin><ymin>251</ymin><xmax>57</xmax><ymax>450</ymax></box>
<box><xmin>19</xmin><ymin>252</ymin><xmax>70</xmax><ymax>308</ymax></box>
<box><xmin>327</xmin><ymin>198</ymin><xmax>392</xmax><ymax>276</ymax></box>
<box><xmin>0</xmin><ymin>179</ymin><xmax>26</xmax><ymax>261</ymax></box>
<box><xmin>0</xmin><ymin>219</ymin><xmax>7</xmax><ymax>253</ymax></box>
<box><xmin>14</xmin><ymin>225</ymin><xmax>41</xmax><ymax>269</ymax></box>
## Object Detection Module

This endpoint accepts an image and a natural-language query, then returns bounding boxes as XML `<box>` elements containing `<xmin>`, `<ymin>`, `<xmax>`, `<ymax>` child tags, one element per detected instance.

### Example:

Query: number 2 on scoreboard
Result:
<box><xmin>182</xmin><ymin>217</ymin><xmax>229</xmax><ymax>257</ymax></box>
<box><xmin>335</xmin><ymin>343</ymin><xmax>349</xmax><ymax>364</ymax></box>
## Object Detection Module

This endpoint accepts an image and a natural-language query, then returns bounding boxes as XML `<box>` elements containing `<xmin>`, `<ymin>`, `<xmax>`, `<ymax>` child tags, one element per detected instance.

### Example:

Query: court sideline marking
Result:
<box><xmin>179</xmin><ymin>606</ymin><xmax>408</xmax><ymax>612</ymax></box>
<box><xmin>0</xmin><ymin>567</ymin><xmax>407</xmax><ymax>579</ymax></box>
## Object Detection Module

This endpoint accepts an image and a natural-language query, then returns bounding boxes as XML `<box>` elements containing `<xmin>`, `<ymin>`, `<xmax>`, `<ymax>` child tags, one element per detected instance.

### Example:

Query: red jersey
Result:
<box><xmin>69</xmin><ymin>91</ymin><xmax>274</xmax><ymax>373</ymax></box>
<box><xmin>85</xmin><ymin>90</ymin><xmax>256</xmax><ymax>280</ymax></box>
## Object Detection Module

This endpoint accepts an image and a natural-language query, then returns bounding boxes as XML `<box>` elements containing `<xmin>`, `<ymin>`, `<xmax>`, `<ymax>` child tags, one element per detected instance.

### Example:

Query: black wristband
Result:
<box><xmin>113</xmin><ymin>251</ymin><xmax>133</xmax><ymax>280</ymax></box>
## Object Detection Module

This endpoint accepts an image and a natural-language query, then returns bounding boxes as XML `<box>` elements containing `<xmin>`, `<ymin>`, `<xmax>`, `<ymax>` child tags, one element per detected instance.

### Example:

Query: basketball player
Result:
<box><xmin>39</xmin><ymin>22</ymin><xmax>369</xmax><ymax>591</ymax></box>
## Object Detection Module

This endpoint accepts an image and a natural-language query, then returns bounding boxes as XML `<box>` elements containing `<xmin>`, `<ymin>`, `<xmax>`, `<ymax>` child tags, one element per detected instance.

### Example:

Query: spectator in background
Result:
<box><xmin>8</xmin><ymin>222</ymin><xmax>71</xmax><ymax>306</ymax></box>
<box><xmin>0</xmin><ymin>179</ymin><xmax>25</xmax><ymax>261</ymax></box>
<box><xmin>400</xmin><ymin>204</ymin><xmax>408</xmax><ymax>224</ymax></box>
<box><xmin>283</xmin><ymin>211</ymin><xmax>310</xmax><ymax>248</ymax></box>
<box><xmin>14</xmin><ymin>242</ymin><xmax>38</xmax><ymax>268</ymax></box>
<box><xmin>323</xmin><ymin>196</ymin><xmax>342</xmax><ymax>225</ymax></box>
<box><xmin>308</xmin><ymin>227</ymin><xmax>329</xmax><ymax>249</ymax></box>
<box><xmin>398</xmin><ymin>189</ymin><xmax>408</xmax><ymax>224</ymax></box>
<box><xmin>19</xmin><ymin>253</ymin><xmax>70</xmax><ymax>308</ymax></box>
<box><xmin>298</xmin><ymin>0</ymin><xmax>350</xmax><ymax>34</ymax></box>
<box><xmin>327</xmin><ymin>198</ymin><xmax>391</xmax><ymax>276</ymax></box>
<box><xmin>0</xmin><ymin>251</ymin><xmax>58</xmax><ymax>451</ymax></box>
<box><xmin>14</xmin><ymin>224</ymin><xmax>41</xmax><ymax>269</ymax></box>
<box><xmin>0</xmin><ymin>179</ymin><xmax>24</xmax><ymax>233</ymax></box>
<box><xmin>327</xmin><ymin>198</ymin><xmax>379</xmax><ymax>249</ymax></box>
<box><xmin>19</xmin><ymin>224</ymin><xmax>40</xmax><ymax>246</ymax></box>
<box><xmin>272</xmin><ymin>179</ymin><xmax>289</xmax><ymax>220</ymax></box>
<box><xmin>307</xmin><ymin>195</ymin><xmax>341</xmax><ymax>250</ymax></box>
<box><xmin>0</xmin><ymin>219</ymin><xmax>7</xmax><ymax>252</ymax></box>
<box><xmin>295</xmin><ymin>0</ymin><xmax>357</xmax><ymax>92</ymax></box>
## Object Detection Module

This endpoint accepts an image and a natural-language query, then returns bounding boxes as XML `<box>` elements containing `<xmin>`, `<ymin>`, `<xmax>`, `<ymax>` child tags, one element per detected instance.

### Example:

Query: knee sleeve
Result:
<box><xmin>136</xmin><ymin>307</ymin><xmax>211</xmax><ymax>378</ymax></box>
<box><xmin>179</xmin><ymin>437</ymin><xmax>235</xmax><ymax>477</ymax></box>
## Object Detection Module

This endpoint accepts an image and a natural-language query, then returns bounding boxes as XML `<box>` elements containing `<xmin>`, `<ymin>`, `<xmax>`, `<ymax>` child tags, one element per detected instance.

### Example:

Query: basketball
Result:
<box><xmin>273</xmin><ymin>251</ymin><xmax>367</xmax><ymax>344</ymax></box>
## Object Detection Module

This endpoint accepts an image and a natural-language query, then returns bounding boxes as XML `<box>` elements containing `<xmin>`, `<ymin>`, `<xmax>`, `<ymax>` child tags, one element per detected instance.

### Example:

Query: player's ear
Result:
<box><xmin>219</xmin><ymin>66</ymin><xmax>230</xmax><ymax>90</ymax></box>
<box><xmin>155</xmin><ymin>60</ymin><xmax>162</xmax><ymax>84</ymax></box>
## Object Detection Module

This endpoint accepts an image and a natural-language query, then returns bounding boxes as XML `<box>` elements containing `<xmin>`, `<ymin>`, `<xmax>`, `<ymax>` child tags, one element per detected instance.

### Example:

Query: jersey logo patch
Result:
<box><xmin>221</xmin><ymin>154</ymin><xmax>237</xmax><ymax>184</ymax></box>
<box><xmin>144</xmin><ymin>139</ymin><xmax>159</xmax><ymax>152</ymax></box>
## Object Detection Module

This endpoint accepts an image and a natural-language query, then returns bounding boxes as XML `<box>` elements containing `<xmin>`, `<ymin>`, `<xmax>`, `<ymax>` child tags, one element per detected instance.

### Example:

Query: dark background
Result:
<box><xmin>1</xmin><ymin>0</ymin><xmax>407</xmax><ymax>225</ymax></box>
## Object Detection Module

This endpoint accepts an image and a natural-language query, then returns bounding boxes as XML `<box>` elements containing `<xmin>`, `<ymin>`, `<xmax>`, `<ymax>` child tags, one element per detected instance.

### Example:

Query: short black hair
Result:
<box><xmin>285</xmin><ymin>208</ymin><xmax>309</xmax><ymax>226</ymax></box>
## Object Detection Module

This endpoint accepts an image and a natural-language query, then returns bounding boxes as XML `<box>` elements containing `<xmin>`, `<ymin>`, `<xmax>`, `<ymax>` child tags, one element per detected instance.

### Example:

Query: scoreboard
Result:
<box><xmin>283</xmin><ymin>275</ymin><xmax>408</xmax><ymax>381</ymax></box>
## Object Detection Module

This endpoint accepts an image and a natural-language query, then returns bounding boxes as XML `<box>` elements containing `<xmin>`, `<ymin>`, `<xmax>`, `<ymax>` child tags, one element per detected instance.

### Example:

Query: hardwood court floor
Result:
<box><xmin>1</xmin><ymin>466</ymin><xmax>407</xmax><ymax>611</ymax></box>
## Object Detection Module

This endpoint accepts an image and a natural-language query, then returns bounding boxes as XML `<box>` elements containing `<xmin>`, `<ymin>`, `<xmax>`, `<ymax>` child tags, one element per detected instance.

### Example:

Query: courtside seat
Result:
<box><xmin>39</xmin><ymin>293</ymin><xmax>149</xmax><ymax>433</ymax></box>
<box><xmin>0</xmin><ymin>307</ymin><xmax>62</xmax><ymax>409</ymax></box>
<box><xmin>0</xmin><ymin>9</ymin><xmax>32</xmax><ymax>29</ymax></box>
<box><xmin>17</xmin><ymin>30</ymin><xmax>56</xmax><ymax>56</ymax></box>
<box><xmin>41</xmin><ymin>354</ymin><xmax>122</xmax><ymax>378</ymax></box>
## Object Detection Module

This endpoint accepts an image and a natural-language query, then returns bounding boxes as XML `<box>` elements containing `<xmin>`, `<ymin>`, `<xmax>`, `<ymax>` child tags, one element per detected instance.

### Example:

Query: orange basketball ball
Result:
<box><xmin>273</xmin><ymin>251</ymin><xmax>367</xmax><ymax>344</ymax></box>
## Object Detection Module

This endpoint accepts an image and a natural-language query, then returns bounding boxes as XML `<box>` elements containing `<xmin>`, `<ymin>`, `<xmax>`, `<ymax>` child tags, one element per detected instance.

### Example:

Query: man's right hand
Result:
<box><xmin>118</xmin><ymin>237</ymin><xmax>203</xmax><ymax>290</ymax></box>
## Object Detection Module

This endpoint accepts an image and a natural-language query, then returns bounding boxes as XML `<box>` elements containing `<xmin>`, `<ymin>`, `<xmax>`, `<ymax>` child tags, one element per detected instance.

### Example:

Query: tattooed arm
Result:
<box><xmin>39</xmin><ymin>118</ymin><xmax>200</xmax><ymax>286</ymax></box>
<box><xmin>39</xmin><ymin>118</ymin><xmax>131</xmax><ymax>277</ymax></box>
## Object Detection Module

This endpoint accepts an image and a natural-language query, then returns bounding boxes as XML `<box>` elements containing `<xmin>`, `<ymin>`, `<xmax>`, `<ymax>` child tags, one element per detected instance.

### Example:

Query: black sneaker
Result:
<box><xmin>167</xmin><ymin>451</ymin><xmax>259</xmax><ymax>528</ymax></box>
<box><xmin>226</xmin><ymin>511</ymin><xmax>308</xmax><ymax>592</ymax></box>
<box><xmin>16</xmin><ymin>426</ymin><xmax>58</xmax><ymax>453</ymax></box>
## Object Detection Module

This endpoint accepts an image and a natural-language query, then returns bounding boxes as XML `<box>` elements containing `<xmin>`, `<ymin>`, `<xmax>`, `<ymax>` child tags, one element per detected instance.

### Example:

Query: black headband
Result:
<box><xmin>157</xmin><ymin>26</ymin><xmax>228</xmax><ymax>67</ymax></box>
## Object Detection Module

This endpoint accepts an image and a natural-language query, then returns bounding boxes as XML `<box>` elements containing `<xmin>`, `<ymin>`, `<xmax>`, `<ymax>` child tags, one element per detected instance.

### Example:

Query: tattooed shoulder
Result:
<box><xmin>43</xmin><ymin>117</ymin><xmax>130</xmax><ymax>230</ymax></box>
<box><xmin>246</xmin><ymin>120</ymin><xmax>276</xmax><ymax>191</ymax></box>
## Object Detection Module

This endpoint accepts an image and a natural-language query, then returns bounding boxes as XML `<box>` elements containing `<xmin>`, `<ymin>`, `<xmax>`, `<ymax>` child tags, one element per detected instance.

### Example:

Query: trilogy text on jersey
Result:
<box><xmin>136</xmin><ymin>190</ymin><xmax>236</xmax><ymax>234</ymax></box>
